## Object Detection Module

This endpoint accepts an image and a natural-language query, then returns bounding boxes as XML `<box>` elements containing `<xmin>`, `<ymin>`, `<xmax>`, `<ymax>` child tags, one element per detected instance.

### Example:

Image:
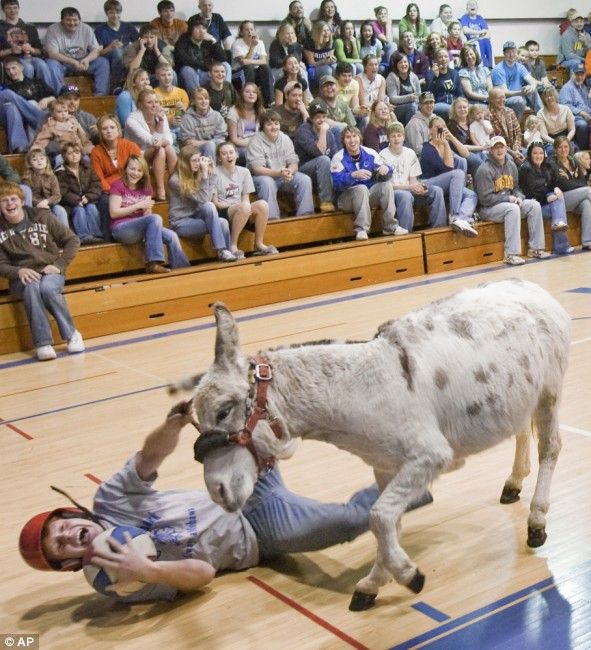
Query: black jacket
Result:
<box><xmin>173</xmin><ymin>34</ymin><xmax>226</xmax><ymax>71</ymax></box>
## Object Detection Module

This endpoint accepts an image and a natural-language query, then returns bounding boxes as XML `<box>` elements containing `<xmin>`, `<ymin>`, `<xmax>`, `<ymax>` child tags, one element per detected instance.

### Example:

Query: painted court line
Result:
<box><xmin>411</xmin><ymin>602</ymin><xmax>451</xmax><ymax>622</ymax></box>
<box><xmin>85</xmin><ymin>473</ymin><xmax>102</xmax><ymax>485</ymax></box>
<box><xmin>0</xmin><ymin>416</ymin><xmax>33</xmax><ymax>440</ymax></box>
<box><xmin>247</xmin><ymin>575</ymin><xmax>369</xmax><ymax>650</ymax></box>
<box><xmin>0</xmin><ymin>372</ymin><xmax>117</xmax><ymax>399</ymax></box>
<box><xmin>560</xmin><ymin>424</ymin><xmax>591</xmax><ymax>438</ymax></box>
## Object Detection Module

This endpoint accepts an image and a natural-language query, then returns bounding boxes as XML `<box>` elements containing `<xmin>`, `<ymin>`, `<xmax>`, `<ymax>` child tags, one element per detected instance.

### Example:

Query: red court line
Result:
<box><xmin>84</xmin><ymin>473</ymin><xmax>103</xmax><ymax>484</ymax></box>
<box><xmin>247</xmin><ymin>575</ymin><xmax>369</xmax><ymax>650</ymax></box>
<box><xmin>0</xmin><ymin>416</ymin><xmax>33</xmax><ymax>440</ymax></box>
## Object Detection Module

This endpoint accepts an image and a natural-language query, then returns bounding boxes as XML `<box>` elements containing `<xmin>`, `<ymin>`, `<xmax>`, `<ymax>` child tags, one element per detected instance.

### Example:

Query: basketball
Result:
<box><xmin>82</xmin><ymin>526</ymin><xmax>157</xmax><ymax>596</ymax></box>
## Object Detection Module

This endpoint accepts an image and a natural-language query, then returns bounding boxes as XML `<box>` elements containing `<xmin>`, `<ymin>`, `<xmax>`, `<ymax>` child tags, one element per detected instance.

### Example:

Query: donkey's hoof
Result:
<box><xmin>500</xmin><ymin>486</ymin><xmax>521</xmax><ymax>504</ymax></box>
<box><xmin>527</xmin><ymin>526</ymin><xmax>547</xmax><ymax>548</ymax></box>
<box><xmin>407</xmin><ymin>569</ymin><xmax>425</xmax><ymax>594</ymax></box>
<box><xmin>349</xmin><ymin>591</ymin><xmax>377</xmax><ymax>611</ymax></box>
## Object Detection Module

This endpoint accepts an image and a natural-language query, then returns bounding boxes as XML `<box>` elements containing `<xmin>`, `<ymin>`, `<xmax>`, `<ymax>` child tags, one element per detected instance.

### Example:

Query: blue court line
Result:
<box><xmin>567</xmin><ymin>287</ymin><xmax>591</xmax><ymax>293</ymax></box>
<box><xmin>0</xmin><ymin>264</ymin><xmax>511</xmax><ymax>372</ymax></box>
<box><xmin>411</xmin><ymin>602</ymin><xmax>451</xmax><ymax>622</ymax></box>
<box><xmin>389</xmin><ymin>561</ymin><xmax>591</xmax><ymax>649</ymax></box>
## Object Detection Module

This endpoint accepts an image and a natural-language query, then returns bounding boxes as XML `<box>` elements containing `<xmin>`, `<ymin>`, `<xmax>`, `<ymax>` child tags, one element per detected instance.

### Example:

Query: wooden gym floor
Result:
<box><xmin>1</xmin><ymin>252</ymin><xmax>590</xmax><ymax>650</ymax></box>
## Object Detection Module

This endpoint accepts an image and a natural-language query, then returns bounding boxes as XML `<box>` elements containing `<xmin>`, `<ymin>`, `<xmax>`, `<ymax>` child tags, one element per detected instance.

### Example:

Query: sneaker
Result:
<box><xmin>217</xmin><ymin>249</ymin><xmax>237</xmax><ymax>262</ymax></box>
<box><xmin>504</xmin><ymin>254</ymin><xmax>526</xmax><ymax>266</ymax></box>
<box><xmin>67</xmin><ymin>330</ymin><xmax>85</xmax><ymax>354</ymax></box>
<box><xmin>383</xmin><ymin>225</ymin><xmax>409</xmax><ymax>236</ymax></box>
<box><xmin>554</xmin><ymin>246</ymin><xmax>574</xmax><ymax>254</ymax></box>
<box><xmin>451</xmin><ymin>219</ymin><xmax>478</xmax><ymax>238</ymax></box>
<box><xmin>355</xmin><ymin>230</ymin><xmax>369</xmax><ymax>241</ymax></box>
<box><xmin>319</xmin><ymin>201</ymin><xmax>336</xmax><ymax>213</ymax></box>
<box><xmin>231</xmin><ymin>249</ymin><xmax>245</xmax><ymax>259</ymax></box>
<box><xmin>36</xmin><ymin>345</ymin><xmax>57</xmax><ymax>361</ymax></box>
<box><xmin>551</xmin><ymin>221</ymin><xmax>568</xmax><ymax>232</ymax></box>
<box><xmin>145</xmin><ymin>262</ymin><xmax>171</xmax><ymax>273</ymax></box>
<box><xmin>253</xmin><ymin>245</ymin><xmax>279</xmax><ymax>256</ymax></box>
<box><xmin>527</xmin><ymin>249</ymin><xmax>551</xmax><ymax>259</ymax></box>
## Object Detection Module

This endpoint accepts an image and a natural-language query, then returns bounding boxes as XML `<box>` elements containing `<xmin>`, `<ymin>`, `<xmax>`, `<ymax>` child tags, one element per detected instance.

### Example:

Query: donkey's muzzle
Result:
<box><xmin>194</xmin><ymin>431</ymin><xmax>231</xmax><ymax>463</ymax></box>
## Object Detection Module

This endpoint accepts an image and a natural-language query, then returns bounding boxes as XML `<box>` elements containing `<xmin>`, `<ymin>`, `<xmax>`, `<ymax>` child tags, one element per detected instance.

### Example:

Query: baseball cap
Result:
<box><xmin>419</xmin><ymin>91</ymin><xmax>434</xmax><ymax>103</ymax></box>
<box><xmin>490</xmin><ymin>135</ymin><xmax>507</xmax><ymax>147</ymax></box>
<box><xmin>283</xmin><ymin>81</ymin><xmax>303</xmax><ymax>95</ymax></box>
<box><xmin>319</xmin><ymin>74</ymin><xmax>337</xmax><ymax>86</ymax></box>
<box><xmin>59</xmin><ymin>84</ymin><xmax>80</xmax><ymax>97</ymax></box>
<box><xmin>308</xmin><ymin>99</ymin><xmax>328</xmax><ymax>116</ymax></box>
<box><xmin>574</xmin><ymin>62</ymin><xmax>586</xmax><ymax>73</ymax></box>
<box><xmin>503</xmin><ymin>41</ymin><xmax>517</xmax><ymax>50</ymax></box>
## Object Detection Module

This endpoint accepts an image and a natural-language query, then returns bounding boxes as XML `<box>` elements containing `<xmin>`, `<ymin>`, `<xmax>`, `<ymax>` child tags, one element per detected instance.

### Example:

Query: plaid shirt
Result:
<box><xmin>490</xmin><ymin>106</ymin><xmax>522</xmax><ymax>152</ymax></box>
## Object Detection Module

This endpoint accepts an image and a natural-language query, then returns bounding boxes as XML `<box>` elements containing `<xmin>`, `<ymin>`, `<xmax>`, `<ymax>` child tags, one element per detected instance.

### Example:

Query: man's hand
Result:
<box><xmin>166</xmin><ymin>399</ymin><xmax>197</xmax><ymax>428</ymax></box>
<box><xmin>17</xmin><ymin>268</ymin><xmax>40</xmax><ymax>284</ymax></box>
<box><xmin>91</xmin><ymin>532</ymin><xmax>155</xmax><ymax>592</ymax></box>
<box><xmin>351</xmin><ymin>169</ymin><xmax>372</xmax><ymax>180</ymax></box>
<box><xmin>41</xmin><ymin>264</ymin><xmax>61</xmax><ymax>274</ymax></box>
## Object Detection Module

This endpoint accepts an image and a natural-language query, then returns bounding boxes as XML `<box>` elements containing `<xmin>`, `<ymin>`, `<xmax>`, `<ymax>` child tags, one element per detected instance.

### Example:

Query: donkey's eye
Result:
<box><xmin>216</xmin><ymin>405</ymin><xmax>232</xmax><ymax>423</ymax></box>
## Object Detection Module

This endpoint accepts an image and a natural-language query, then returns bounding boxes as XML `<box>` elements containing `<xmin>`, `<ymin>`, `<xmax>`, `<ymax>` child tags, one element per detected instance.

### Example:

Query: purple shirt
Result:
<box><xmin>109</xmin><ymin>179</ymin><xmax>152</xmax><ymax>230</ymax></box>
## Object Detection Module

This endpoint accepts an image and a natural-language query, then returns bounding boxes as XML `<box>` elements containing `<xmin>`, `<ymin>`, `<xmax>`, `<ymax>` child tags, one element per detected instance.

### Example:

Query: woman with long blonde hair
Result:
<box><xmin>115</xmin><ymin>68</ymin><xmax>152</xmax><ymax>127</ymax></box>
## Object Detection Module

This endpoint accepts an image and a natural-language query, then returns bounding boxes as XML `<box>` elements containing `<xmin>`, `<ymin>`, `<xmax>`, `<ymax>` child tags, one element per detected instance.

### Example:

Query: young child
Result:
<box><xmin>523</xmin><ymin>114</ymin><xmax>543</xmax><ymax>147</ymax></box>
<box><xmin>446</xmin><ymin>22</ymin><xmax>465</xmax><ymax>66</ymax></box>
<box><xmin>574</xmin><ymin>150</ymin><xmax>591</xmax><ymax>183</ymax></box>
<box><xmin>33</xmin><ymin>99</ymin><xmax>93</xmax><ymax>168</ymax></box>
<box><xmin>21</xmin><ymin>148</ymin><xmax>69</xmax><ymax>228</ymax></box>
<box><xmin>56</xmin><ymin>143</ymin><xmax>104</xmax><ymax>245</ymax></box>
<box><xmin>468</xmin><ymin>103</ymin><xmax>493</xmax><ymax>148</ymax></box>
<box><xmin>524</xmin><ymin>40</ymin><xmax>550</xmax><ymax>86</ymax></box>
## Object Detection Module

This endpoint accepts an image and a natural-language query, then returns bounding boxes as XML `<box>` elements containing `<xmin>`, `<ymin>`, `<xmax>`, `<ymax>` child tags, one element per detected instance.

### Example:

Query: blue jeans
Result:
<box><xmin>425</xmin><ymin>169</ymin><xmax>477</xmax><ymax>222</ymax></box>
<box><xmin>20</xmin><ymin>56</ymin><xmax>63</xmax><ymax>95</ymax></box>
<box><xmin>393</xmin><ymin>102</ymin><xmax>418</xmax><ymax>126</ymax></box>
<box><xmin>170</xmin><ymin>202</ymin><xmax>231</xmax><ymax>250</ymax></box>
<box><xmin>102</xmin><ymin>47</ymin><xmax>127</xmax><ymax>90</ymax></box>
<box><xmin>0</xmin><ymin>89</ymin><xmax>47</xmax><ymax>152</ymax></box>
<box><xmin>10</xmin><ymin>273</ymin><xmax>75</xmax><ymax>347</ymax></box>
<box><xmin>574</xmin><ymin>116</ymin><xmax>589</xmax><ymax>150</ymax></box>
<box><xmin>541</xmin><ymin>198</ymin><xmax>571</xmax><ymax>253</ymax></box>
<box><xmin>20</xmin><ymin>184</ymin><xmax>32</xmax><ymax>207</ymax></box>
<box><xmin>50</xmin><ymin>204</ymin><xmax>69</xmax><ymax>228</ymax></box>
<box><xmin>242</xmin><ymin>467</ymin><xmax>379</xmax><ymax>557</ymax></box>
<box><xmin>563</xmin><ymin>186</ymin><xmax>591</xmax><ymax>246</ymax></box>
<box><xmin>433</xmin><ymin>102</ymin><xmax>451</xmax><ymax>120</ymax></box>
<box><xmin>179</xmin><ymin>63</ymin><xmax>231</xmax><ymax>95</ymax></box>
<box><xmin>299</xmin><ymin>156</ymin><xmax>334</xmax><ymax>203</ymax></box>
<box><xmin>394</xmin><ymin>185</ymin><xmax>447</xmax><ymax>230</ymax></box>
<box><xmin>56</xmin><ymin>57</ymin><xmax>110</xmax><ymax>96</ymax></box>
<box><xmin>253</xmin><ymin>173</ymin><xmax>314</xmax><ymax>219</ymax></box>
<box><xmin>112</xmin><ymin>214</ymin><xmax>190</xmax><ymax>268</ymax></box>
<box><xmin>71</xmin><ymin>204</ymin><xmax>103</xmax><ymax>241</ymax></box>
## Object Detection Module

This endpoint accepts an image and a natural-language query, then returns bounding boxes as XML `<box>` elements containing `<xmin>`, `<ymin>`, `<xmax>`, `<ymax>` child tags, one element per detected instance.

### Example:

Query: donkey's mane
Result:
<box><xmin>265</xmin><ymin>338</ymin><xmax>368</xmax><ymax>352</ymax></box>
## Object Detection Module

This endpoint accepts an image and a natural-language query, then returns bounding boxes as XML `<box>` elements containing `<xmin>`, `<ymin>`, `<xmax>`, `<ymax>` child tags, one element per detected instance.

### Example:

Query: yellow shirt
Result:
<box><xmin>336</xmin><ymin>79</ymin><xmax>359</xmax><ymax>108</ymax></box>
<box><xmin>154</xmin><ymin>86</ymin><xmax>190</xmax><ymax>120</ymax></box>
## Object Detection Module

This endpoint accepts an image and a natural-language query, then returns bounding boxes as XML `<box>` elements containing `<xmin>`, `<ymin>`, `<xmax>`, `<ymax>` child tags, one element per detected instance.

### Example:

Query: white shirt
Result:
<box><xmin>379</xmin><ymin>146</ymin><xmax>422</xmax><ymax>185</ymax></box>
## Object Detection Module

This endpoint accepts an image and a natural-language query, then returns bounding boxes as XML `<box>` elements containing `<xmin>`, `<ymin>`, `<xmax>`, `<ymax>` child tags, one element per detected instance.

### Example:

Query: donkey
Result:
<box><xmin>177</xmin><ymin>279</ymin><xmax>570</xmax><ymax>611</ymax></box>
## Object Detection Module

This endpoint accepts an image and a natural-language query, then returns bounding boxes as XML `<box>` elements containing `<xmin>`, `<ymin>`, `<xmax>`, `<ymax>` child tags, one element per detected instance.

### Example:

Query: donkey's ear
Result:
<box><xmin>213</xmin><ymin>302</ymin><xmax>241</xmax><ymax>367</ymax></box>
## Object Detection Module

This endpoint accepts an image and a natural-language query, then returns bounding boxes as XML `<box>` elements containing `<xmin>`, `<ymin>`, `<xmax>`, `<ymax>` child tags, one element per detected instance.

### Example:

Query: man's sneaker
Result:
<box><xmin>527</xmin><ymin>249</ymin><xmax>551</xmax><ymax>259</ymax></box>
<box><xmin>355</xmin><ymin>230</ymin><xmax>369</xmax><ymax>241</ymax></box>
<box><xmin>551</xmin><ymin>221</ymin><xmax>568</xmax><ymax>232</ymax></box>
<box><xmin>451</xmin><ymin>219</ymin><xmax>478</xmax><ymax>238</ymax></box>
<box><xmin>217</xmin><ymin>249</ymin><xmax>237</xmax><ymax>262</ymax></box>
<box><xmin>36</xmin><ymin>345</ymin><xmax>57</xmax><ymax>361</ymax></box>
<box><xmin>67</xmin><ymin>330</ymin><xmax>85</xmax><ymax>354</ymax></box>
<box><xmin>504</xmin><ymin>254</ymin><xmax>526</xmax><ymax>266</ymax></box>
<box><xmin>145</xmin><ymin>262</ymin><xmax>171</xmax><ymax>273</ymax></box>
<box><xmin>394</xmin><ymin>225</ymin><xmax>409</xmax><ymax>235</ymax></box>
<box><xmin>319</xmin><ymin>201</ymin><xmax>336</xmax><ymax>213</ymax></box>
<box><xmin>582</xmin><ymin>244</ymin><xmax>591</xmax><ymax>251</ymax></box>
<box><xmin>555</xmin><ymin>246</ymin><xmax>574</xmax><ymax>254</ymax></box>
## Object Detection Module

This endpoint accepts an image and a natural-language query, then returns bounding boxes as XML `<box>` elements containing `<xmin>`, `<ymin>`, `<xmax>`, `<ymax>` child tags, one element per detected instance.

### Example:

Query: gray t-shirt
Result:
<box><xmin>92</xmin><ymin>454</ymin><xmax>259</xmax><ymax>601</ymax></box>
<box><xmin>44</xmin><ymin>22</ymin><xmax>99</xmax><ymax>60</ymax></box>
<box><xmin>214</xmin><ymin>166</ymin><xmax>255</xmax><ymax>205</ymax></box>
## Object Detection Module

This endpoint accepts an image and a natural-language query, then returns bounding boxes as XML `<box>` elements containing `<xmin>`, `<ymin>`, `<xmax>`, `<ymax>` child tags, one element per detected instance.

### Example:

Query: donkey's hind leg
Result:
<box><xmin>501</xmin><ymin>429</ymin><xmax>532</xmax><ymax>504</ymax></box>
<box><xmin>527</xmin><ymin>390</ymin><xmax>562</xmax><ymax>548</ymax></box>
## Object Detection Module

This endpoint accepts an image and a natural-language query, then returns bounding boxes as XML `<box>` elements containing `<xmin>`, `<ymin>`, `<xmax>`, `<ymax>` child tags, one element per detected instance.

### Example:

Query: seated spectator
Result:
<box><xmin>358</xmin><ymin>21</ymin><xmax>384</xmax><ymax>74</ymax></box>
<box><xmin>396</xmin><ymin>31</ymin><xmax>429</xmax><ymax>86</ymax></box>
<box><xmin>335</xmin><ymin>62</ymin><xmax>363</xmax><ymax>121</ymax></box>
<box><xmin>558</xmin><ymin>12</ymin><xmax>591</xmax><ymax>73</ymax></box>
<box><xmin>174</xmin><ymin>16</ymin><xmax>230</xmax><ymax>96</ymax></box>
<box><xmin>420</xmin><ymin>114</ymin><xmax>478</xmax><ymax>237</ymax></box>
<box><xmin>44</xmin><ymin>7</ymin><xmax>109</xmax><ymax>96</ymax></box>
<box><xmin>0</xmin><ymin>56</ymin><xmax>52</xmax><ymax>153</ymax></box>
<box><xmin>179</xmin><ymin>87</ymin><xmax>226</xmax><ymax>157</ymax></box>
<box><xmin>560</xmin><ymin>8</ymin><xmax>578</xmax><ymax>35</ymax></box>
<box><xmin>330</xmin><ymin>125</ymin><xmax>404</xmax><ymax>240</ymax></box>
<box><xmin>94</xmin><ymin>0</ymin><xmax>139</xmax><ymax>92</ymax></box>
<box><xmin>188</xmin><ymin>0</ymin><xmax>233</xmax><ymax>60</ymax></box>
<box><xmin>149</xmin><ymin>0</ymin><xmax>187</xmax><ymax>49</ymax></box>
<box><xmin>445</xmin><ymin>21</ymin><xmax>465</xmax><ymax>67</ymax></box>
<box><xmin>214</xmin><ymin>141</ymin><xmax>277</xmax><ymax>257</ymax></box>
<box><xmin>276</xmin><ymin>81</ymin><xmax>308</xmax><ymax>138</ymax></box>
<box><xmin>90</xmin><ymin>113</ymin><xmax>141</xmax><ymax>239</ymax></box>
<box><xmin>356</xmin><ymin>54</ymin><xmax>386</xmax><ymax>110</ymax></box>
<box><xmin>457</xmin><ymin>43</ymin><xmax>491</xmax><ymax>103</ymax></box>
<box><xmin>33</xmin><ymin>98</ymin><xmax>92</xmax><ymax>168</ymax></box>
<box><xmin>386</xmin><ymin>52</ymin><xmax>420</xmax><ymax>126</ymax></box>
<box><xmin>491</xmin><ymin>41</ymin><xmax>541</xmax><ymax>120</ymax></box>
<box><xmin>116</xmin><ymin>67</ymin><xmax>151</xmax><ymax>128</ymax></box>
<box><xmin>168</xmin><ymin>145</ymin><xmax>235</xmax><ymax>261</ymax></box>
<box><xmin>56</xmin><ymin>143</ymin><xmax>104</xmax><ymax>245</ymax></box>
<box><xmin>430</xmin><ymin>5</ymin><xmax>455</xmax><ymax>37</ymax></box>
<box><xmin>559</xmin><ymin>64</ymin><xmax>591</xmax><ymax>151</ymax></box>
<box><xmin>518</xmin><ymin>142</ymin><xmax>573</xmax><ymax>254</ymax></box>
<box><xmin>404</xmin><ymin>90</ymin><xmax>434</xmax><ymax>155</ymax></box>
<box><xmin>109</xmin><ymin>154</ymin><xmax>190</xmax><ymax>272</ymax></box>
<box><xmin>0</xmin><ymin>182</ymin><xmax>83</xmax><ymax>361</ymax></box>
<box><xmin>537</xmin><ymin>86</ymin><xmax>576</xmax><ymax>153</ymax></box>
<box><xmin>423</xmin><ymin>32</ymin><xmax>448</xmax><ymax>66</ymax></box>
<box><xmin>246</xmin><ymin>109</ymin><xmax>314</xmax><ymax>219</ymax></box>
<box><xmin>317</xmin><ymin>73</ymin><xmax>356</xmax><ymax>140</ymax></box>
<box><xmin>369</xmin><ymin>7</ymin><xmax>395</xmax><ymax>72</ymax></box>
<box><xmin>459</xmin><ymin>0</ymin><xmax>493</xmax><ymax>68</ymax></box>
<box><xmin>203</xmin><ymin>60</ymin><xmax>237</xmax><ymax>118</ymax></box>
<box><xmin>523</xmin><ymin>114</ymin><xmax>543</xmax><ymax>148</ymax></box>
<box><xmin>21</xmin><ymin>147</ymin><xmax>68</xmax><ymax>228</ymax></box>
<box><xmin>275</xmin><ymin>54</ymin><xmax>311</xmax><ymax>106</ymax></box>
<box><xmin>574</xmin><ymin>149</ymin><xmax>591</xmax><ymax>183</ymax></box>
<box><xmin>303</xmin><ymin>20</ymin><xmax>337</xmax><ymax>90</ymax></box>
<box><xmin>0</xmin><ymin>151</ymin><xmax>32</xmax><ymax>205</ymax></box>
<box><xmin>334</xmin><ymin>20</ymin><xmax>362</xmax><ymax>75</ymax></box>
<box><xmin>362</xmin><ymin>99</ymin><xmax>392</xmax><ymax>152</ymax></box>
<box><xmin>549</xmin><ymin>135</ymin><xmax>591</xmax><ymax>250</ymax></box>
<box><xmin>317</xmin><ymin>0</ymin><xmax>342</xmax><ymax>37</ymax></box>
<box><xmin>524</xmin><ymin>39</ymin><xmax>550</xmax><ymax>88</ymax></box>
<box><xmin>468</xmin><ymin>103</ymin><xmax>493</xmax><ymax>149</ymax></box>
<box><xmin>153</xmin><ymin>61</ymin><xmax>189</xmax><ymax>146</ymax></box>
<box><xmin>425</xmin><ymin>47</ymin><xmax>460</xmax><ymax>119</ymax></box>
<box><xmin>284</xmin><ymin>0</ymin><xmax>312</xmax><ymax>46</ymax></box>
<box><xmin>269</xmin><ymin>22</ymin><xmax>305</xmax><ymax>82</ymax></box>
<box><xmin>59</xmin><ymin>84</ymin><xmax>98</xmax><ymax>143</ymax></box>
<box><xmin>231</xmin><ymin>21</ymin><xmax>274</xmax><ymax>107</ymax></box>
<box><xmin>399</xmin><ymin>3</ymin><xmax>429</xmax><ymax>52</ymax></box>
<box><xmin>122</xmin><ymin>24</ymin><xmax>174</xmax><ymax>86</ymax></box>
<box><xmin>474</xmin><ymin>135</ymin><xmax>548</xmax><ymax>265</ymax></box>
<box><xmin>379</xmin><ymin>121</ymin><xmax>446</xmax><ymax>232</ymax></box>
<box><xmin>0</xmin><ymin>0</ymin><xmax>62</xmax><ymax>93</ymax></box>
<box><xmin>447</xmin><ymin>96</ymin><xmax>487</xmax><ymax>176</ymax></box>
<box><xmin>227</xmin><ymin>82</ymin><xmax>263</xmax><ymax>164</ymax></box>
<box><xmin>488</xmin><ymin>87</ymin><xmax>524</xmax><ymax>164</ymax></box>
<box><xmin>293</xmin><ymin>99</ymin><xmax>337</xmax><ymax>213</ymax></box>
